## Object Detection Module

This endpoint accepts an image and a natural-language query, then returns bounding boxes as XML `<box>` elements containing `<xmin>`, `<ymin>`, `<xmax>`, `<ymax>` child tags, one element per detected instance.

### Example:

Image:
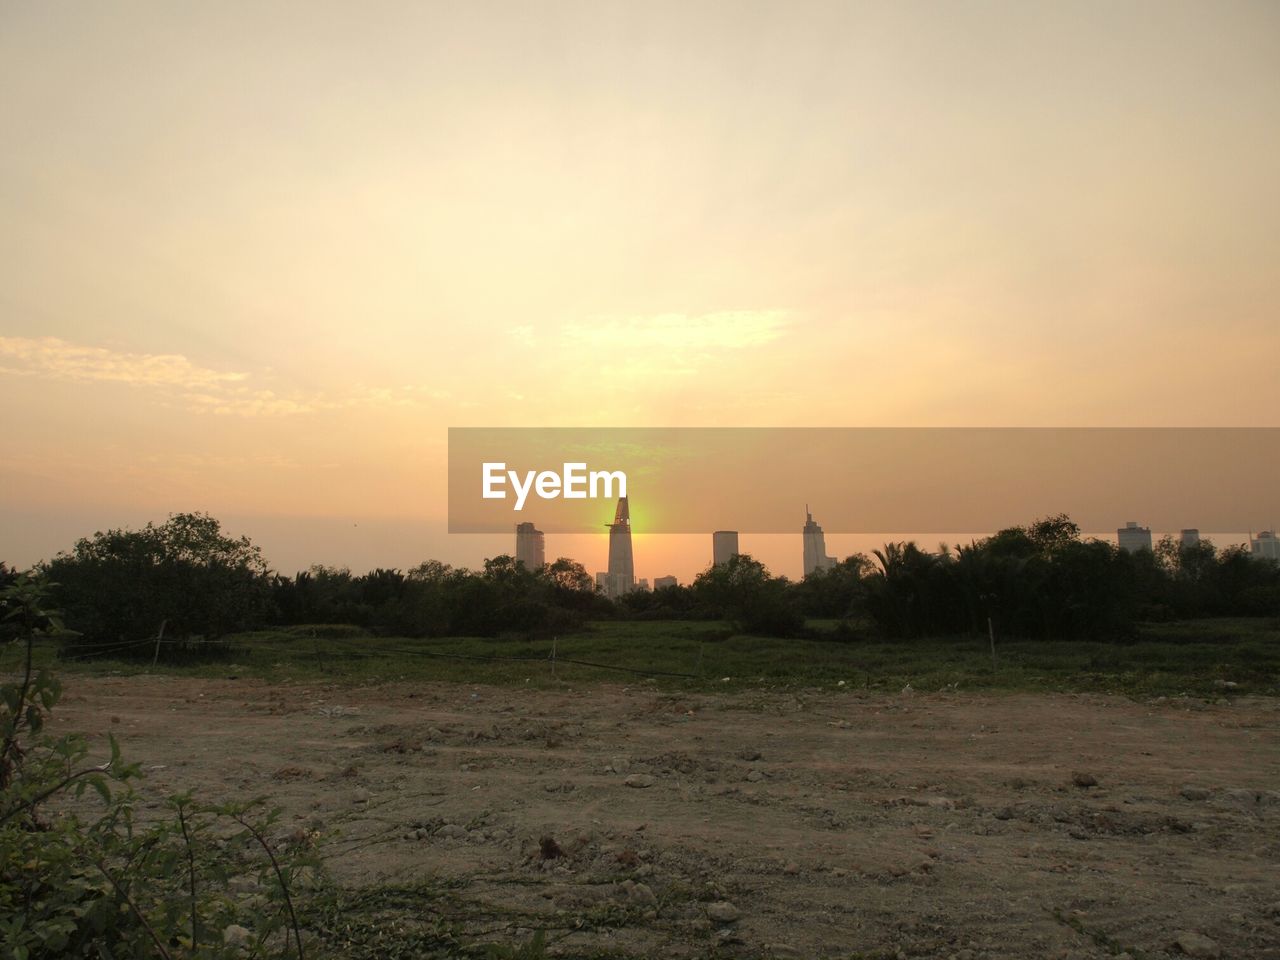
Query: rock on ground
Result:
<box><xmin>223</xmin><ymin>924</ymin><xmax>251</xmax><ymax>947</ymax></box>
<box><xmin>707</xmin><ymin>901</ymin><xmax>741</xmax><ymax>923</ymax></box>
<box><xmin>1173</xmin><ymin>931</ymin><xmax>1221</xmax><ymax>958</ymax></box>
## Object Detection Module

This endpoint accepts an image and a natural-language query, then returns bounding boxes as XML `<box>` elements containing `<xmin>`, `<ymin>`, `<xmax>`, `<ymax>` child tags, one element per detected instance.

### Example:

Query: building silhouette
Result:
<box><xmin>654</xmin><ymin>575</ymin><xmax>678</xmax><ymax>590</ymax></box>
<box><xmin>596</xmin><ymin>496</ymin><xmax>636</xmax><ymax>598</ymax></box>
<box><xmin>1117</xmin><ymin>521</ymin><xmax>1153</xmax><ymax>553</ymax></box>
<box><xmin>1179</xmin><ymin>528</ymin><xmax>1201</xmax><ymax>549</ymax></box>
<box><xmin>1251</xmin><ymin>530</ymin><xmax>1280</xmax><ymax>561</ymax></box>
<box><xmin>712</xmin><ymin>530</ymin><xmax>739</xmax><ymax>567</ymax></box>
<box><xmin>514</xmin><ymin>521</ymin><xmax>545</xmax><ymax>570</ymax></box>
<box><xmin>802</xmin><ymin>506</ymin><xmax>836</xmax><ymax>576</ymax></box>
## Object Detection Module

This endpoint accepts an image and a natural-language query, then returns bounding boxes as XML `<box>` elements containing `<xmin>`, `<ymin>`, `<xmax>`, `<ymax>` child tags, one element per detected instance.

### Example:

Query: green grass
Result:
<box><xmin>13</xmin><ymin>617</ymin><xmax>1279</xmax><ymax>699</ymax></box>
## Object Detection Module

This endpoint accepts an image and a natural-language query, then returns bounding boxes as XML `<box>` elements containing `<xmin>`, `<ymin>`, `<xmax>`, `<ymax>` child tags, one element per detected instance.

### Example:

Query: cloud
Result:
<box><xmin>0</xmin><ymin>336</ymin><xmax>249</xmax><ymax>388</ymax></box>
<box><xmin>181</xmin><ymin>389</ymin><xmax>330</xmax><ymax>417</ymax></box>
<box><xmin>562</xmin><ymin>311</ymin><xmax>790</xmax><ymax>351</ymax></box>
<box><xmin>0</xmin><ymin>335</ymin><xmax>456</xmax><ymax>418</ymax></box>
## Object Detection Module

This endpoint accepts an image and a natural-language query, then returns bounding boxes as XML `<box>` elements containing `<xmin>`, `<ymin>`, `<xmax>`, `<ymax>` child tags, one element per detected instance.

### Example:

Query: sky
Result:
<box><xmin>2</xmin><ymin>1</ymin><xmax>1278</xmax><ymax>582</ymax></box>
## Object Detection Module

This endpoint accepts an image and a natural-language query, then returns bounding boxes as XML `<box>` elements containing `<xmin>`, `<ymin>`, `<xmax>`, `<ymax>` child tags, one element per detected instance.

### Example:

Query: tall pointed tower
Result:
<box><xmin>802</xmin><ymin>505</ymin><xmax>836</xmax><ymax>576</ymax></box>
<box><xmin>605</xmin><ymin>496</ymin><xmax>635</xmax><ymax>597</ymax></box>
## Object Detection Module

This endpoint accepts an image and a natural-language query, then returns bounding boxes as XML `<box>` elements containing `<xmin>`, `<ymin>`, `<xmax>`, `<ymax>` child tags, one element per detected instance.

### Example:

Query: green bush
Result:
<box><xmin>46</xmin><ymin>513</ymin><xmax>271</xmax><ymax>659</ymax></box>
<box><xmin>2</xmin><ymin>577</ymin><xmax>315</xmax><ymax>960</ymax></box>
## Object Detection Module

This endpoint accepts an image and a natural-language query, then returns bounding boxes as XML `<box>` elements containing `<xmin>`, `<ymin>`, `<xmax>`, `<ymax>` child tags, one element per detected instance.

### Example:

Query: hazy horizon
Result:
<box><xmin>1</xmin><ymin>501</ymin><xmax>1260</xmax><ymax>587</ymax></box>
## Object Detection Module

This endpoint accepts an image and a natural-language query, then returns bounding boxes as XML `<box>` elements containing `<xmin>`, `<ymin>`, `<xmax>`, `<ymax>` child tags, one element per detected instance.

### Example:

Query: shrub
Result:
<box><xmin>46</xmin><ymin>513</ymin><xmax>271</xmax><ymax>659</ymax></box>
<box><xmin>1</xmin><ymin>577</ymin><xmax>314</xmax><ymax>960</ymax></box>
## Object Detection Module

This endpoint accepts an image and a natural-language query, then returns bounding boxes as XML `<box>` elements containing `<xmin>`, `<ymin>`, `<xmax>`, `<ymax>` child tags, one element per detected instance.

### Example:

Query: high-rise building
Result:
<box><xmin>654</xmin><ymin>575</ymin><xmax>678</xmax><ymax>590</ymax></box>
<box><xmin>712</xmin><ymin>530</ymin><xmax>739</xmax><ymax>566</ymax></box>
<box><xmin>802</xmin><ymin>506</ymin><xmax>836</xmax><ymax>576</ymax></box>
<box><xmin>1179</xmin><ymin>528</ymin><xmax>1201</xmax><ymax>549</ymax></box>
<box><xmin>1117</xmin><ymin>521</ymin><xmax>1153</xmax><ymax>553</ymax></box>
<box><xmin>1251</xmin><ymin>530</ymin><xmax>1280</xmax><ymax>561</ymax></box>
<box><xmin>515</xmin><ymin>521</ymin><xmax>545</xmax><ymax>570</ymax></box>
<box><xmin>599</xmin><ymin>496</ymin><xmax>635</xmax><ymax>598</ymax></box>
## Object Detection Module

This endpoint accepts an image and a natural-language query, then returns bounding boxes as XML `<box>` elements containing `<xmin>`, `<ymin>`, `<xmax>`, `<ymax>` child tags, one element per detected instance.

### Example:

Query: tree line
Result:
<box><xmin>4</xmin><ymin>512</ymin><xmax>1278</xmax><ymax>659</ymax></box>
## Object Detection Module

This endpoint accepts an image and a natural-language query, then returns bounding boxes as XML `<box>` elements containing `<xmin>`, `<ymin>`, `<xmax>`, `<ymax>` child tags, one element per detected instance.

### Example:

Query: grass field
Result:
<box><xmin>11</xmin><ymin>618</ymin><xmax>1280</xmax><ymax>958</ymax></box>
<box><xmin>21</xmin><ymin>616</ymin><xmax>1280</xmax><ymax>698</ymax></box>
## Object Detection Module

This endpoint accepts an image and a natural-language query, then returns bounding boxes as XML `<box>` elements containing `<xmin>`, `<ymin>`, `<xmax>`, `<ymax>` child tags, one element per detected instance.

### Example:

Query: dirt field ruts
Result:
<box><xmin>50</xmin><ymin>677</ymin><xmax>1280</xmax><ymax>959</ymax></box>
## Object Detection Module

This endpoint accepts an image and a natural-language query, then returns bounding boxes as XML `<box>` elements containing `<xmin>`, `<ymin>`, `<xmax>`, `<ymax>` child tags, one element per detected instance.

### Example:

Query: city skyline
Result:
<box><xmin>497</xmin><ymin>501</ymin><xmax>1271</xmax><ymax>586</ymax></box>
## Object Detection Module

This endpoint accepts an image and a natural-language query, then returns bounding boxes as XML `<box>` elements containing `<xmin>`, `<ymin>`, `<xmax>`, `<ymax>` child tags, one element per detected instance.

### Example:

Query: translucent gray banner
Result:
<box><xmin>448</xmin><ymin>428</ymin><xmax>1279</xmax><ymax>535</ymax></box>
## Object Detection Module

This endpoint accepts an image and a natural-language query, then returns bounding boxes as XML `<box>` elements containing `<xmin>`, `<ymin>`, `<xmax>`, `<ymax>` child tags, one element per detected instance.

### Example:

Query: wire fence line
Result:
<box><xmin>23</xmin><ymin>632</ymin><xmax>707</xmax><ymax>681</ymax></box>
<box><xmin>63</xmin><ymin>637</ymin><xmax>160</xmax><ymax>654</ymax></box>
<box><xmin>20</xmin><ymin>636</ymin><xmax>160</xmax><ymax>660</ymax></box>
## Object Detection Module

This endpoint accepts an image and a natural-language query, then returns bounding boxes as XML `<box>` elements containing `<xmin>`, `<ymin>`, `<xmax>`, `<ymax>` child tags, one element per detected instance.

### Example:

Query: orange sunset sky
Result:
<box><xmin>2</xmin><ymin>1</ymin><xmax>1278</xmax><ymax>582</ymax></box>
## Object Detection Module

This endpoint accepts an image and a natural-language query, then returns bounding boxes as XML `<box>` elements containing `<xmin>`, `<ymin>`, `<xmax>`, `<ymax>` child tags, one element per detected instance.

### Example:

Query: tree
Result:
<box><xmin>864</xmin><ymin>542</ymin><xmax>955</xmax><ymax>638</ymax></box>
<box><xmin>692</xmin><ymin>554</ymin><xmax>805</xmax><ymax>637</ymax></box>
<box><xmin>407</xmin><ymin>559</ymin><xmax>453</xmax><ymax>583</ymax></box>
<box><xmin>541</xmin><ymin>557</ymin><xmax>610</xmax><ymax>617</ymax></box>
<box><xmin>1027</xmin><ymin>513</ymin><xmax>1081</xmax><ymax>550</ymax></box>
<box><xmin>794</xmin><ymin>554</ymin><xmax>873</xmax><ymax>618</ymax></box>
<box><xmin>543</xmin><ymin>557</ymin><xmax>594</xmax><ymax>594</ymax></box>
<box><xmin>45</xmin><ymin>513</ymin><xmax>271</xmax><ymax>655</ymax></box>
<box><xmin>860</xmin><ymin>518</ymin><xmax>1146</xmax><ymax>641</ymax></box>
<box><xmin>0</xmin><ymin>562</ymin><xmax>20</xmax><ymax>644</ymax></box>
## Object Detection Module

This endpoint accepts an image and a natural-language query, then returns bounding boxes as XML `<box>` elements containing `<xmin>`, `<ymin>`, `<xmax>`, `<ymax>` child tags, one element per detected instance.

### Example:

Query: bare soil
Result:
<box><xmin>51</xmin><ymin>677</ymin><xmax>1280</xmax><ymax>959</ymax></box>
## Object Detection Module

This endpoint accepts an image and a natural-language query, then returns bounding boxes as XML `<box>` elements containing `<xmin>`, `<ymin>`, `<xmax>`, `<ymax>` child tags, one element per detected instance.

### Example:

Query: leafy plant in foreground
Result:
<box><xmin>1</xmin><ymin>576</ymin><xmax>315</xmax><ymax>959</ymax></box>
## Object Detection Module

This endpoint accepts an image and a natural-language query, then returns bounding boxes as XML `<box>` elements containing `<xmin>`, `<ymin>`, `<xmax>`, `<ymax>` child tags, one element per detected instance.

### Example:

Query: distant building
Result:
<box><xmin>515</xmin><ymin>521</ymin><xmax>545</xmax><ymax>570</ymax></box>
<box><xmin>1251</xmin><ymin>530</ymin><xmax>1280</xmax><ymax>562</ymax></box>
<box><xmin>1117</xmin><ymin>521</ymin><xmax>1153</xmax><ymax>553</ymax></box>
<box><xmin>803</xmin><ymin>506</ymin><xmax>836</xmax><ymax>576</ymax></box>
<box><xmin>1179</xmin><ymin>528</ymin><xmax>1201</xmax><ymax>549</ymax></box>
<box><xmin>654</xmin><ymin>575</ymin><xmax>678</xmax><ymax>590</ymax></box>
<box><xmin>596</xmin><ymin>571</ymin><xmax>633</xmax><ymax>598</ymax></box>
<box><xmin>712</xmin><ymin>530</ymin><xmax>739</xmax><ymax>566</ymax></box>
<box><xmin>636</xmin><ymin>578</ymin><xmax>650</xmax><ymax>592</ymax></box>
<box><xmin>598</xmin><ymin>497</ymin><xmax>635</xmax><ymax>599</ymax></box>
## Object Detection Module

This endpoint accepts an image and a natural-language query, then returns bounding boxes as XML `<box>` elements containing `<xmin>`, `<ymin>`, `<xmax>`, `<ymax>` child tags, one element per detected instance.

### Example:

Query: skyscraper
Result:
<box><xmin>515</xmin><ymin>521</ymin><xmax>545</xmax><ymax>570</ymax></box>
<box><xmin>600</xmin><ymin>496</ymin><xmax>635</xmax><ymax>598</ymax></box>
<box><xmin>1179</xmin><ymin>528</ymin><xmax>1201</xmax><ymax>549</ymax></box>
<box><xmin>712</xmin><ymin>530</ymin><xmax>739</xmax><ymax>566</ymax></box>
<box><xmin>1117</xmin><ymin>521</ymin><xmax>1152</xmax><ymax>553</ymax></box>
<box><xmin>802</xmin><ymin>506</ymin><xmax>836</xmax><ymax>576</ymax></box>
<box><xmin>1251</xmin><ymin>530</ymin><xmax>1280</xmax><ymax>561</ymax></box>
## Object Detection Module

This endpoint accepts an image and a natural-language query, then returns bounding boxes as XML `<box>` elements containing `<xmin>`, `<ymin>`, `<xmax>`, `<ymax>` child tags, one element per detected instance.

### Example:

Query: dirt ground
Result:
<box><xmin>50</xmin><ymin>676</ymin><xmax>1280</xmax><ymax>959</ymax></box>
